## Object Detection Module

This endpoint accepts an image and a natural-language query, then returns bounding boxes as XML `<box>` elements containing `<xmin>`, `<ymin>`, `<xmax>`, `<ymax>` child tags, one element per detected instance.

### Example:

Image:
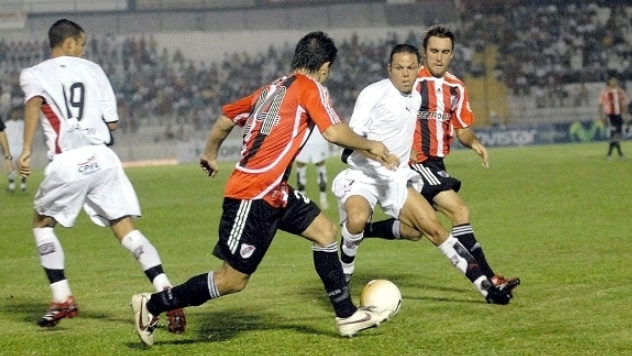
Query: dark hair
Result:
<box><xmin>422</xmin><ymin>25</ymin><xmax>455</xmax><ymax>51</ymax></box>
<box><xmin>291</xmin><ymin>31</ymin><xmax>337</xmax><ymax>72</ymax></box>
<box><xmin>389</xmin><ymin>43</ymin><xmax>420</xmax><ymax>64</ymax></box>
<box><xmin>48</xmin><ymin>19</ymin><xmax>84</xmax><ymax>49</ymax></box>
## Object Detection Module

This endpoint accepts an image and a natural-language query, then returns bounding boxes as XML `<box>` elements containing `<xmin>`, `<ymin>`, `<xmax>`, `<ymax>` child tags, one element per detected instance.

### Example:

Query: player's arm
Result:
<box><xmin>0</xmin><ymin>128</ymin><xmax>12</xmax><ymax>173</ymax></box>
<box><xmin>456</xmin><ymin>127</ymin><xmax>489</xmax><ymax>168</ymax></box>
<box><xmin>200</xmin><ymin>115</ymin><xmax>236</xmax><ymax>177</ymax></box>
<box><xmin>18</xmin><ymin>96</ymin><xmax>43</xmax><ymax>177</ymax></box>
<box><xmin>322</xmin><ymin>123</ymin><xmax>398</xmax><ymax>169</ymax></box>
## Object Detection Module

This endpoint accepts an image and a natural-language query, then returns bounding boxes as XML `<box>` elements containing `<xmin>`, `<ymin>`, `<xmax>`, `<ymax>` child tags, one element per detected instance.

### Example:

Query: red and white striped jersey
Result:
<box><xmin>599</xmin><ymin>86</ymin><xmax>627</xmax><ymax>116</ymax></box>
<box><xmin>20</xmin><ymin>56</ymin><xmax>118</xmax><ymax>159</ymax></box>
<box><xmin>413</xmin><ymin>67</ymin><xmax>474</xmax><ymax>162</ymax></box>
<box><xmin>222</xmin><ymin>73</ymin><xmax>341</xmax><ymax>203</ymax></box>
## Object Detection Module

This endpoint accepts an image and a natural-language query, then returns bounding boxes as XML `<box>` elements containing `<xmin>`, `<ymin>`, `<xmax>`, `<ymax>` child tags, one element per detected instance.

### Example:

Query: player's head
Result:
<box><xmin>387</xmin><ymin>44</ymin><xmax>420</xmax><ymax>95</ymax></box>
<box><xmin>422</xmin><ymin>25</ymin><xmax>455</xmax><ymax>78</ymax></box>
<box><xmin>291</xmin><ymin>31</ymin><xmax>337</xmax><ymax>83</ymax></box>
<box><xmin>607</xmin><ymin>76</ymin><xmax>619</xmax><ymax>88</ymax></box>
<box><xmin>48</xmin><ymin>19</ymin><xmax>86</xmax><ymax>58</ymax></box>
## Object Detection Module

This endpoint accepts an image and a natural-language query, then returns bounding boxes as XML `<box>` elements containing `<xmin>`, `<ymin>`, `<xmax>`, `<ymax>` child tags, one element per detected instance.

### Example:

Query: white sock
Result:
<box><xmin>151</xmin><ymin>273</ymin><xmax>172</xmax><ymax>292</ymax></box>
<box><xmin>34</xmin><ymin>227</ymin><xmax>65</xmax><ymax>270</ymax></box>
<box><xmin>438</xmin><ymin>235</ymin><xmax>488</xmax><ymax>297</ymax></box>
<box><xmin>437</xmin><ymin>235</ymin><xmax>468</xmax><ymax>273</ymax></box>
<box><xmin>50</xmin><ymin>280</ymin><xmax>73</xmax><ymax>303</ymax></box>
<box><xmin>392</xmin><ymin>220</ymin><xmax>402</xmax><ymax>239</ymax></box>
<box><xmin>120</xmin><ymin>230</ymin><xmax>163</xmax><ymax>272</ymax></box>
<box><xmin>341</xmin><ymin>223</ymin><xmax>363</xmax><ymax>254</ymax></box>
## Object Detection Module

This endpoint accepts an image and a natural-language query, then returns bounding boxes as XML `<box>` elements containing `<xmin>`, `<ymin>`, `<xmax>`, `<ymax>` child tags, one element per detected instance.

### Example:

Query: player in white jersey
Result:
<box><xmin>295</xmin><ymin>128</ymin><xmax>330</xmax><ymax>208</ymax></box>
<box><xmin>5</xmin><ymin>107</ymin><xmax>26</xmax><ymax>192</ymax></box>
<box><xmin>332</xmin><ymin>44</ymin><xmax>512</xmax><ymax>305</ymax></box>
<box><xmin>17</xmin><ymin>19</ymin><xmax>186</xmax><ymax>331</ymax></box>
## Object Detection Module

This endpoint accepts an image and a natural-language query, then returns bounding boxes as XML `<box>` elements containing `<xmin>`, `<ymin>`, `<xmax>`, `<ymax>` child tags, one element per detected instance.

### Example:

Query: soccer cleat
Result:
<box><xmin>336</xmin><ymin>306</ymin><xmax>391</xmax><ymax>337</ymax></box>
<box><xmin>20</xmin><ymin>182</ymin><xmax>26</xmax><ymax>191</ymax></box>
<box><xmin>491</xmin><ymin>275</ymin><xmax>521</xmax><ymax>294</ymax></box>
<box><xmin>485</xmin><ymin>285</ymin><xmax>512</xmax><ymax>305</ymax></box>
<box><xmin>38</xmin><ymin>296</ymin><xmax>78</xmax><ymax>327</ymax></box>
<box><xmin>131</xmin><ymin>293</ymin><xmax>158</xmax><ymax>346</ymax></box>
<box><xmin>8</xmin><ymin>182</ymin><xmax>15</xmax><ymax>193</ymax></box>
<box><xmin>166</xmin><ymin>308</ymin><xmax>186</xmax><ymax>333</ymax></box>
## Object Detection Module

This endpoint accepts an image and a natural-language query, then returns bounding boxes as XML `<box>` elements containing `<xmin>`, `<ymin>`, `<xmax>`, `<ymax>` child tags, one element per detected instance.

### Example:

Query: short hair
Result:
<box><xmin>389</xmin><ymin>43</ymin><xmax>420</xmax><ymax>64</ymax></box>
<box><xmin>291</xmin><ymin>31</ymin><xmax>338</xmax><ymax>72</ymax></box>
<box><xmin>422</xmin><ymin>25</ymin><xmax>455</xmax><ymax>51</ymax></box>
<box><xmin>48</xmin><ymin>19</ymin><xmax>84</xmax><ymax>49</ymax></box>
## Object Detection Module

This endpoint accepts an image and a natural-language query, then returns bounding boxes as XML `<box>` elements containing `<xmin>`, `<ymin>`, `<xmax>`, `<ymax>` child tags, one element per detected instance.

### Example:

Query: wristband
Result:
<box><xmin>5</xmin><ymin>155</ymin><xmax>12</xmax><ymax>160</ymax></box>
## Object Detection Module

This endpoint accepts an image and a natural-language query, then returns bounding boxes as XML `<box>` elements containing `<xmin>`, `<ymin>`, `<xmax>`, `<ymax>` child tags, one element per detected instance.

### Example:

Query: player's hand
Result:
<box><xmin>17</xmin><ymin>151</ymin><xmax>31</xmax><ymax>177</ymax></box>
<box><xmin>200</xmin><ymin>156</ymin><xmax>220</xmax><ymax>178</ymax></box>
<box><xmin>472</xmin><ymin>142</ymin><xmax>489</xmax><ymax>168</ymax></box>
<box><xmin>409</xmin><ymin>149</ymin><xmax>419</xmax><ymax>164</ymax></box>
<box><xmin>368</xmin><ymin>141</ymin><xmax>399</xmax><ymax>170</ymax></box>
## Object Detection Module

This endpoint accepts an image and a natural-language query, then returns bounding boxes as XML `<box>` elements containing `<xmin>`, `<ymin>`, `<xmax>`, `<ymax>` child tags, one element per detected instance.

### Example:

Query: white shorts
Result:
<box><xmin>34</xmin><ymin>145</ymin><xmax>141</xmax><ymax>228</ymax></box>
<box><xmin>296</xmin><ymin>130</ymin><xmax>329</xmax><ymax>164</ymax></box>
<box><xmin>331</xmin><ymin>167</ymin><xmax>422</xmax><ymax>222</ymax></box>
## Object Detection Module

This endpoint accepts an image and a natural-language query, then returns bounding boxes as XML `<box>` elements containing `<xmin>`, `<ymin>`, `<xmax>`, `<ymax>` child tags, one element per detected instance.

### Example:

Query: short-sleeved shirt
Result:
<box><xmin>344</xmin><ymin>78</ymin><xmax>421</xmax><ymax>183</ymax></box>
<box><xmin>222</xmin><ymin>73</ymin><xmax>341</xmax><ymax>206</ymax></box>
<box><xmin>20</xmin><ymin>56</ymin><xmax>119</xmax><ymax>159</ymax></box>
<box><xmin>413</xmin><ymin>67</ymin><xmax>475</xmax><ymax>162</ymax></box>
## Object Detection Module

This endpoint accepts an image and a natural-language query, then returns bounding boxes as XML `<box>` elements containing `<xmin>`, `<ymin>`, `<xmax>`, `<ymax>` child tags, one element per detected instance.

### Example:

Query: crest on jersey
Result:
<box><xmin>240</xmin><ymin>243</ymin><xmax>256</xmax><ymax>259</ymax></box>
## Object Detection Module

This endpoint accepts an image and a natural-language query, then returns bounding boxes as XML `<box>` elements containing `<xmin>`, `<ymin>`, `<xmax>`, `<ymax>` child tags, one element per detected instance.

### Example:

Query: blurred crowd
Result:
<box><xmin>0</xmin><ymin>1</ymin><xmax>630</xmax><ymax>138</ymax></box>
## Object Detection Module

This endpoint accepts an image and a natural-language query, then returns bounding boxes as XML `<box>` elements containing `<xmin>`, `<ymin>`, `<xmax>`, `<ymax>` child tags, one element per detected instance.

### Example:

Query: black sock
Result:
<box><xmin>452</xmin><ymin>224</ymin><xmax>495</xmax><ymax>278</ymax></box>
<box><xmin>147</xmin><ymin>273</ymin><xmax>212</xmax><ymax>315</ymax></box>
<box><xmin>144</xmin><ymin>265</ymin><xmax>165</xmax><ymax>283</ymax></box>
<box><xmin>313</xmin><ymin>246</ymin><xmax>356</xmax><ymax>318</ymax></box>
<box><xmin>364</xmin><ymin>218</ymin><xmax>398</xmax><ymax>239</ymax></box>
<box><xmin>44</xmin><ymin>268</ymin><xmax>65</xmax><ymax>284</ymax></box>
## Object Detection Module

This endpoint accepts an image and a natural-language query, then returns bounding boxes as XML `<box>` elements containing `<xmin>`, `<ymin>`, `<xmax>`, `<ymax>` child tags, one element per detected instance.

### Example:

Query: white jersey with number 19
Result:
<box><xmin>20</xmin><ymin>56</ymin><xmax>119</xmax><ymax>159</ymax></box>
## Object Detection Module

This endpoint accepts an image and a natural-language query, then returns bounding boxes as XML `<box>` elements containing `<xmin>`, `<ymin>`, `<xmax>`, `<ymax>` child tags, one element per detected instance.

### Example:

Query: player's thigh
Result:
<box><xmin>214</xmin><ymin>198</ymin><xmax>280</xmax><ymax>276</ymax></box>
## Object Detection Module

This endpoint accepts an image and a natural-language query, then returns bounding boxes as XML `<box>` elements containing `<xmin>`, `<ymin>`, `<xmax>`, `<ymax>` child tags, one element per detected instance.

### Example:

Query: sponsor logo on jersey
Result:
<box><xmin>419</xmin><ymin>111</ymin><xmax>451</xmax><ymax>122</ymax></box>
<box><xmin>240</xmin><ymin>243</ymin><xmax>256</xmax><ymax>259</ymax></box>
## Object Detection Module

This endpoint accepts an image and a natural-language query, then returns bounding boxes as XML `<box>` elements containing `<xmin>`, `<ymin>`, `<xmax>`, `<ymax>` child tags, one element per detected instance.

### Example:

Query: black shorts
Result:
<box><xmin>608</xmin><ymin>115</ymin><xmax>624</xmax><ymax>135</ymax></box>
<box><xmin>212</xmin><ymin>187</ymin><xmax>321</xmax><ymax>275</ymax></box>
<box><xmin>410</xmin><ymin>158</ymin><xmax>462</xmax><ymax>201</ymax></box>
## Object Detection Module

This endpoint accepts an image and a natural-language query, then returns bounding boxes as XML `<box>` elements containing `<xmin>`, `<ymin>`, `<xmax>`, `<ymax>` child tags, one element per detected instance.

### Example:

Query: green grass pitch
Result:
<box><xmin>0</xmin><ymin>141</ymin><xmax>630</xmax><ymax>355</ymax></box>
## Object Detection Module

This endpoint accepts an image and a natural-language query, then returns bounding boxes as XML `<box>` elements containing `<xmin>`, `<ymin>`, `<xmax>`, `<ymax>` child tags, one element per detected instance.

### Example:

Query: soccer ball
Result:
<box><xmin>359</xmin><ymin>279</ymin><xmax>402</xmax><ymax>317</ymax></box>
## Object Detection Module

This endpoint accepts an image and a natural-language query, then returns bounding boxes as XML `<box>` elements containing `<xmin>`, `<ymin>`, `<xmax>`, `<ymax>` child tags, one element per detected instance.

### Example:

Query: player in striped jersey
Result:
<box><xmin>131</xmin><ymin>31</ymin><xmax>397</xmax><ymax>346</ymax></box>
<box><xmin>599</xmin><ymin>76</ymin><xmax>628</xmax><ymax>160</ymax></box>
<box><xmin>360</xmin><ymin>25</ymin><xmax>519</xmax><ymax>294</ymax></box>
<box><xmin>18</xmin><ymin>19</ymin><xmax>186</xmax><ymax>331</ymax></box>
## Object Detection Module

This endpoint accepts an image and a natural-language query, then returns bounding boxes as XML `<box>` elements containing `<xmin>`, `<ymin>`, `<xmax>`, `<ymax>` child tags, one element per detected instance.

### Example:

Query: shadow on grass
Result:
<box><xmin>296</xmin><ymin>271</ymin><xmax>486</xmax><ymax>314</ymax></box>
<box><xmin>2</xmin><ymin>295</ymin><xmax>129</xmax><ymax>328</ymax></box>
<box><xmin>123</xmin><ymin>307</ymin><xmax>331</xmax><ymax>348</ymax></box>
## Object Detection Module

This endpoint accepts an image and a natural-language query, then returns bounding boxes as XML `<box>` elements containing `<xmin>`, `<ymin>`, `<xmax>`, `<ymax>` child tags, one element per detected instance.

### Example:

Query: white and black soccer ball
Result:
<box><xmin>360</xmin><ymin>279</ymin><xmax>402</xmax><ymax>317</ymax></box>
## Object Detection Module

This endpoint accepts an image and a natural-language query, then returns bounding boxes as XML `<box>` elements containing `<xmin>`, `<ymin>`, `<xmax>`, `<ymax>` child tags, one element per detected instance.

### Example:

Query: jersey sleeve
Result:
<box><xmin>302</xmin><ymin>80</ymin><xmax>341</xmax><ymax>133</ymax></box>
<box><xmin>348</xmin><ymin>84</ymin><xmax>379</xmax><ymax>136</ymax></box>
<box><xmin>452</xmin><ymin>84</ymin><xmax>475</xmax><ymax>129</ymax></box>
<box><xmin>19</xmin><ymin>67</ymin><xmax>43</xmax><ymax>103</ymax></box>
<box><xmin>222</xmin><ymin>94</ymin><xmax>255</xmax><ymax>127</ymax></box>
<box><xmin>95</xmin><ymin>64</ymin><xmax>119</xmax><ymax>123</ymax></box>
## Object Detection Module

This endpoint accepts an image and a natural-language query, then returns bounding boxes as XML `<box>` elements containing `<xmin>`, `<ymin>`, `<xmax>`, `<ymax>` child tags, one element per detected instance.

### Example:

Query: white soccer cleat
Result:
<box><xmin>336</xmin><ymin>306</ymin><xmax>391</xmax><ymax>337</ymax></box>
<box><xmin>131</xmin><ymin>293</ymin><xmax>158</xmax><ymax>346</ymax></box>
